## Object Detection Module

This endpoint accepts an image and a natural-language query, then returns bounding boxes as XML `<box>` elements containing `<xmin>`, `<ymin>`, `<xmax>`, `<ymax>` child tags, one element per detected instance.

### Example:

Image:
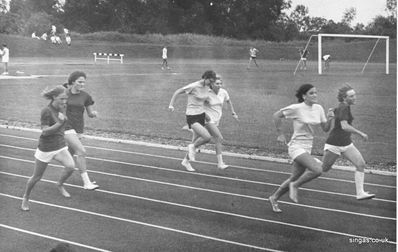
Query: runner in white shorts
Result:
<box><xmin>322</xmin><ymin>84</ymin><xmax>375</xmax><ymax>200</ymax></box>
<box><xmin>21</xmin><ymin>85</ymin><xmax>76</xmax><ymax>211</ymax></box>
<box><xmin>268</xmin><ymin>84</ymin><xmax>334</xmax><ymax>212</ymax></box>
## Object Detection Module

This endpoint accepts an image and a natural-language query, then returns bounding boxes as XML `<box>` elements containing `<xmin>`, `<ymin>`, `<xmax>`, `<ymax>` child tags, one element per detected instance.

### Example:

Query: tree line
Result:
<box><xmin>0</xmin><ymin>0</ymin><xmax>396</xmax><ymax>41</ymax></box>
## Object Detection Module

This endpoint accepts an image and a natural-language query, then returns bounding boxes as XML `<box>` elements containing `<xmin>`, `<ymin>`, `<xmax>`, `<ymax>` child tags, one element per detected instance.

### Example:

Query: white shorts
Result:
<box><xmin>324</xmin><ymin>143</ymin><xmax>354</xmax><ymax>156</ymax></box>
<box><xmin>288</xmin><ymin>140</ymin><xmax>312</xmax><ymax>160</ymax></box>
<box><xmin>65</xmin><ymin>129</ymin><xmax>82</xmax><ymax>138</ymax></box>
<box><xmin>34</xmin><ymin>146</ymin><xmax>68</xmax><ymax>163</ymax></box>
<box><xmin>301</xmin><ymin>58</ymin><xmax>307</xmax><ymax>61</ymax></box>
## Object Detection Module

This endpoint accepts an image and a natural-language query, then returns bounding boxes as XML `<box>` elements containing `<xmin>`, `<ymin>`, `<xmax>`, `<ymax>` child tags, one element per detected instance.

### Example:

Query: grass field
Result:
<box><xmin>0</xmin><ymin>55</ymin><xmax>395</xmax><ymax>165</ymax></box>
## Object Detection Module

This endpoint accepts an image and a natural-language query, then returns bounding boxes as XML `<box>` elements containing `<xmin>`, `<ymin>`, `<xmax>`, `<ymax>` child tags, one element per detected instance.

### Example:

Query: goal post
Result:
<box><xmin>317</xmin><ymin>33</ymin><xmax>390</xmax><ymax>75</ymax></box>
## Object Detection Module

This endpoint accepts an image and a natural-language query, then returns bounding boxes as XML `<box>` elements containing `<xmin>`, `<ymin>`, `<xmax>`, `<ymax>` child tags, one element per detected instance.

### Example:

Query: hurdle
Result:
<box><xmin>93</xmin><ymin>53</ymin><xmax>124</xmax><ymax>64</ymax></box>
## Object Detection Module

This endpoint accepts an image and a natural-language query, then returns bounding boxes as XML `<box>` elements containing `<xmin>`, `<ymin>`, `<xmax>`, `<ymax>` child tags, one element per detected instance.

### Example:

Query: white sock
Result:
<box><xmin>81</xmin><ymin>172</ymin><xmax>92</xmax><ymax>185</ymax></box>
<box><xmin>355</xmin><ymin>171</ymin><xmax>365</xmax><ymax>195</ymax></box>
<box><xmin>217</xmin><ymin>154</ymin><xmax>223</xmax><ymax>164</ymax></box>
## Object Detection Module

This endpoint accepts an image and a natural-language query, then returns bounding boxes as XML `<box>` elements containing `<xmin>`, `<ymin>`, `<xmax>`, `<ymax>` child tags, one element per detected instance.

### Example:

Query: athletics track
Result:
<box><xmin>0</xmin><ymin>126</ymin><xmax>395</xmax><ymax>252</ymax></box>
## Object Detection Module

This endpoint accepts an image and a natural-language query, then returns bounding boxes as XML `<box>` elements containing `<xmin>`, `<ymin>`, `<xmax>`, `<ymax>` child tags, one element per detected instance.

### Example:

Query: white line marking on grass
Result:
<box><xmin>1</xmin><ymin>126</ymin><xmax>396</xmax><ymax>177</ymax></box>
<box><xmin>0</xmin><ymin>133</ymin><xmax>395</xmax><ymax>188</ymax></box>
<box><xmin>0</xmin><ymin>192</ymin><xmax>395</xmax><ymax>247</ymax></box>
<box><xmin>1</xmin><ymin>161</ymin><xmax>396</xmax><ymax>221</ymax></box>
<box><xmin>0</xmin><ymin>224</ymin><xmax>111</xmax><ymax>252</ymax></box>
<box><xmin>1</xmin><ymin>194</ymin><xmax>283</xmax><ymax>252</ymax></box>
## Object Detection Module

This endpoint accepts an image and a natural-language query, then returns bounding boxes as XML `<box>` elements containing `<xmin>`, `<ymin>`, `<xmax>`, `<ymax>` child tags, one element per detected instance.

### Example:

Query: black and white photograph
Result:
<box><xmin>0</xmin><ymin>0</ymin><xmax>396</xmax><ymax>251</ymax></box>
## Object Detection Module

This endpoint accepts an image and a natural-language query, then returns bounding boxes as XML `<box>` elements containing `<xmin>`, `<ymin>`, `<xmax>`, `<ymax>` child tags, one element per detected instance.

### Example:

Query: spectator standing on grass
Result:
<box><xmin>322</xmin><ymin>84</ymin><xmax>375</xmax><ymax>200</ymax></box>
<box><xmin>169</xmin><ymin>70</ymin><xmax>216</xmax><ymax>171</ymax></box>
<box><xmin>247</xmin><ymin>47</ymin><xmax>259</xmax><ymax>69</ymax></box>
<box><xmin>63</xmin><ymin>71</ymin><xmax>99</xmax><ymax>190</ymax></box>
<box><xmin>64</xmin><ymin>28</ymin><xmax>71</xmax><ymax>46</ymax></box>
<box><xmin>21</xmin><ymin>86</ymin><xmax>76</xmax><ymax>211</ymax></box>
<box><xmin>161</xmin><ymin>46</ymin><xmax>170</xmax><ymax>70</ymax></box>
<box><xmin>1</xmin><ymin>44</ymin><xmax>9</xmax><ymax>75</ymax></box>
<box><xmin>268</xmin><ymin>84</ymin><xmax>334</xmax><ymax>213</ymax></box>
<box><xmin>299</xmin><ymin>47</ymin><xmax>309</xmax><ymax>70</ymax></box>
<box><xmin>323</xmin><ymin>54</ymin><xmax>331</xmax><ymax>70</ymax></box>
<box><xmin>183</xmin><ymin>75</ymin><xmax>239</xmax><ymax>171</ymax></box>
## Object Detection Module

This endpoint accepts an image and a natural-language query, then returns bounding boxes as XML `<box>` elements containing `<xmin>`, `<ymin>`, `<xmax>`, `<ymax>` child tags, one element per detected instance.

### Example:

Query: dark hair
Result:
<box><xmin>41</xmin><ymin>85</ymin><xmax>66</xmax><ymax>100</ymax></box>
<box><xmin>337</xmin><ymin>83</ymin><xmax>353</xmax><ymax>102</ymax></box>
<box><xmin>67</xmin><ymin>71</ymin><xmax>86</xmax><ymax>85</ymax></box>
<box><xmin>50</xmin><ymin>242</ymin><xmax>76</xmax><ymax>252</ymax></box>
<box><xmin>201</xmin><ymin>70</ymin><xmax>216</xmax><ymax>80</ymax></box>
<box><xmin>295</xmin><ymin>84</ymin><xmax>314</xmax><ymax>102</ymax></box>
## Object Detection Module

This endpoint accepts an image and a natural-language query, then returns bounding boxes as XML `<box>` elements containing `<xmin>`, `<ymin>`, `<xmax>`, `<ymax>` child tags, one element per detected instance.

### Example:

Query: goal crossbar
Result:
<box><xmin>317</xmin><ymin>33</ymin><xmax>390</xmax><ymax>74</ymax></box>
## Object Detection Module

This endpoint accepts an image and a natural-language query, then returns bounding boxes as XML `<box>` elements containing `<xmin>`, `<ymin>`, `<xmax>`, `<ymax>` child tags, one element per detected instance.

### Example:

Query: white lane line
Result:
<box><xmin>0</xmin><ymin>145</ymin><xmax>395</xmax><ymax>204</ymax></box>
<box><xmin>1</xmin><ymin>164</ymin><xmax>396</xmax><ymax>221</ymax></box>
<box><xmin>1</xmin><ymin>192</ymin><xmax>395</xmax><ymax>246</ymax></box>
<box><xmin>0</xmin><ymin>134</ymin><xmax>395</xmax><ymax>189</ymax></box>
<box><xmin>1</xmin><ymin>126</ymin><xmax>395</xmax><ymax>177</ymax></box>
<box><xmin>0</xmin><ymin>224</ymin><xmax>111</xmax><ymax>252</ymax></box>
<box><xmin>0</xmin><ymin>194</ymin><xmax>283</xmax><ymax>252</ymax></box>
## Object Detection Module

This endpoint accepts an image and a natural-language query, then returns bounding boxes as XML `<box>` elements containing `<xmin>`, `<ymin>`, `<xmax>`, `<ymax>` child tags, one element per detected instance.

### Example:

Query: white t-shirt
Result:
<box><xmin>1</xmin><ymin>47</ymin><xmax>9</xmax><ymax>63</ymax></box>
<box><xmin>205</xmin><ymin>88</ymin><xmax>230</xmax><ymax>124</ymax></box>
<box><xmin>182</xmin><ymin>81</ymin><xmax>210</xmax><ymax>115</ymax></box>
<box><xmin>280</xmin><ymin>102</ymin><xmax>326</xmax><ymax>142</ymax></box>
<box><xmin>249</xmin><ymin>48</ymin><xmax>258</xmax><ymax>57</ymax></box>
<box><xmin>323</xmin><ymin>55</ymin><xmax>330</xmax><ymax>60</ymax></box>
<box><xmin>162</xmin><ymin>48</ymin><xmax>167</xmax><ymax>59</ymax></box>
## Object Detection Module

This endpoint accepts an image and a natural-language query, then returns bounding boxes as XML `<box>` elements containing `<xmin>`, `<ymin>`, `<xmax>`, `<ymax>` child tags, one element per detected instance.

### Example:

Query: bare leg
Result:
<box><xmin>53</xmin><ymin>149</ymin><xmax>76</xmax><ymax>197</ymax></box>
<box><xmin>268</xmin><ymin>162</ymin><xmax>305</xmax><ymax>212</ymax></box>
<box><xmin>65</xmin><ymin>134</ymin><xmax>98</xmax><ymax>189</ymax></box>
<box><xmin>289</xmin><ymin>153</ymin><xmax>322</xmax><ymax>203</ymax></box>
<box><xmin>342</xmin><ymin>146</ymin><xmax>375</xmax><ymax>199</ymax></box>
<box><xmin>21</xmin><ymin>159</ymin><xmax>48</xmax><ymax>211</ymax></box>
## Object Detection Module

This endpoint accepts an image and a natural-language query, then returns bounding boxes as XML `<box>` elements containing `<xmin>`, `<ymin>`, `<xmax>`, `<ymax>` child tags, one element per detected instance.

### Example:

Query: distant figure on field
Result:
<box><xmin>161</xmin><ymin>46</ymin><xmax>170</xmax><ymax>70</ymax></box>
<box><xmin>299</xmin><ymin>47</ymin><xmax>309</xmax><ymax>70</ymax></box>
<box><xmin>41</xmin><ymin>33</ymin><xmax>48</xmax><ymax>40</ymax></box>
<box><xmin>247</xmin><ymin>47</ymin><xmax>259</xmax><ymax>69</ymax></box>
<box><xmin>64</xmin><ymin>28</ymin><xmax>71</xmax><ymax>46</ymax></box>
<box><xmin>0</xmin><ymin>44</ymin><xmax>9</xmax><ymax>75</ymax></box>
<box><xmin>323</xmin><ymin>54</ymin><xmax>331</xmax><ymax>70</ymax></box>
<box><xmin>31</xmin><ymin>32</ymin><xmax>40</xmax><ymax>40</ymax></box>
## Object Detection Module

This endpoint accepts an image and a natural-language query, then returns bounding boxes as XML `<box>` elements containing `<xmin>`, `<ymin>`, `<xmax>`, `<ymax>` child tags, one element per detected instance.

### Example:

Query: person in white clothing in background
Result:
<box><xmin>1</xmin><ymin>44</ymin><xmax>9</xmax><ymax>75</ymax></box>
<box><xmin>161</xmin><ymin>46</ymin><xmax>170</xmax><ymax>70</ymax></box>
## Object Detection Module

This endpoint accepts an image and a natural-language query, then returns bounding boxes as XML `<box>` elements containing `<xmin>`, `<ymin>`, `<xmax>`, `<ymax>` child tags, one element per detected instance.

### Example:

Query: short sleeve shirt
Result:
<box><xmin>249</xmin><ymin>48</ymin><xmax>258</xmax><ymax>57</ymax></box>
<box><xmin>281</xmin><ymin>103</ymin><xmax>327</xmax><ymax>142</ymax></box>
<box><xmin>182</xmin><ymin>81</ymin><xmax>210</xmax><ymax>115</ymax></box>
<box><xmin>37</xmin><ymin>105</ymin><xmax>66</xmax><ymax>152</ymax></box>
<box><xmin>205</xmin><ymin>88</ymin><xmax>230</xmax><ymax>123</ymax></box>
<box><xmin>65</xmin><ymin>90</ymin><xmax>94</xmax><ymax>133</ymax></box>
<box><xmin>326</xmin><ymin>103</ymin><xmax>353</xmax><ymax>146</ymax></box>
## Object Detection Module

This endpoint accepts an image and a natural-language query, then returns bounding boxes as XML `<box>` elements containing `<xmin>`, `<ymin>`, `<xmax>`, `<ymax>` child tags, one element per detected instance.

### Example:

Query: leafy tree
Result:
<box><xmin>341</xmin><ymin>7</ymin><xmax>356</xmax><ymax>27</ymax></box>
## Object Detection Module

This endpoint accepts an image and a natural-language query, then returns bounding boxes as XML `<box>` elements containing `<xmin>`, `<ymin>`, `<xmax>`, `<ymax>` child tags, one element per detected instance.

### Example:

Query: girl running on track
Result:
<box><xmin>184</xmin><ymin>75</ymin><xmax>239</xmax><ymax>170</ymax></box>
<box><xmin>63</xmin><ymin>71</ymin><xmax>99</xmax><ymax>190</ymax></box>
<box><xmin>268</xmin><ymin>84</ymin><xmax>334</xmax><ymax>212</ymax></box>
<box><xmin>21</xmin><ymin>85</ymin><xmax>75</xmax><ymax>211</ymax></box>
<box><xmin>322</xmin><ymin>84</ymin><xmax>375</xmax><ymax>200</ymax></box>
<box><xmin>168</xmin><ymin>70</ymin><xmax>216</xmax><ymax>171</ymax></box>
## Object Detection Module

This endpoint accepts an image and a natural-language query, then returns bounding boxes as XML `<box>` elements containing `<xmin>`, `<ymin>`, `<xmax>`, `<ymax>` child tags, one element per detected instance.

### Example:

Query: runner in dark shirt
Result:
<box><xmin>63</xmin><ymin>71</ymin><xmax>99</xmax><ymax>190</ymax></box>
<box><xmin>22</xmin><ymin>85</ymin><xmax>76</xmax><ymax>211</ymax></box>
<box><xmin>322</xmin><ymin>84</ymin><xmax>375</xmax><ymax>200</ymax></box>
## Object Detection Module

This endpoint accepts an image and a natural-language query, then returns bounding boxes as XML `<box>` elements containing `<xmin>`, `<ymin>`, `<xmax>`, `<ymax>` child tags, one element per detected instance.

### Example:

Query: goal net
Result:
<box><xmin>316</xmin><ymin>33</ymin><xmax>390</xmax><ymax>75</ymax></box>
